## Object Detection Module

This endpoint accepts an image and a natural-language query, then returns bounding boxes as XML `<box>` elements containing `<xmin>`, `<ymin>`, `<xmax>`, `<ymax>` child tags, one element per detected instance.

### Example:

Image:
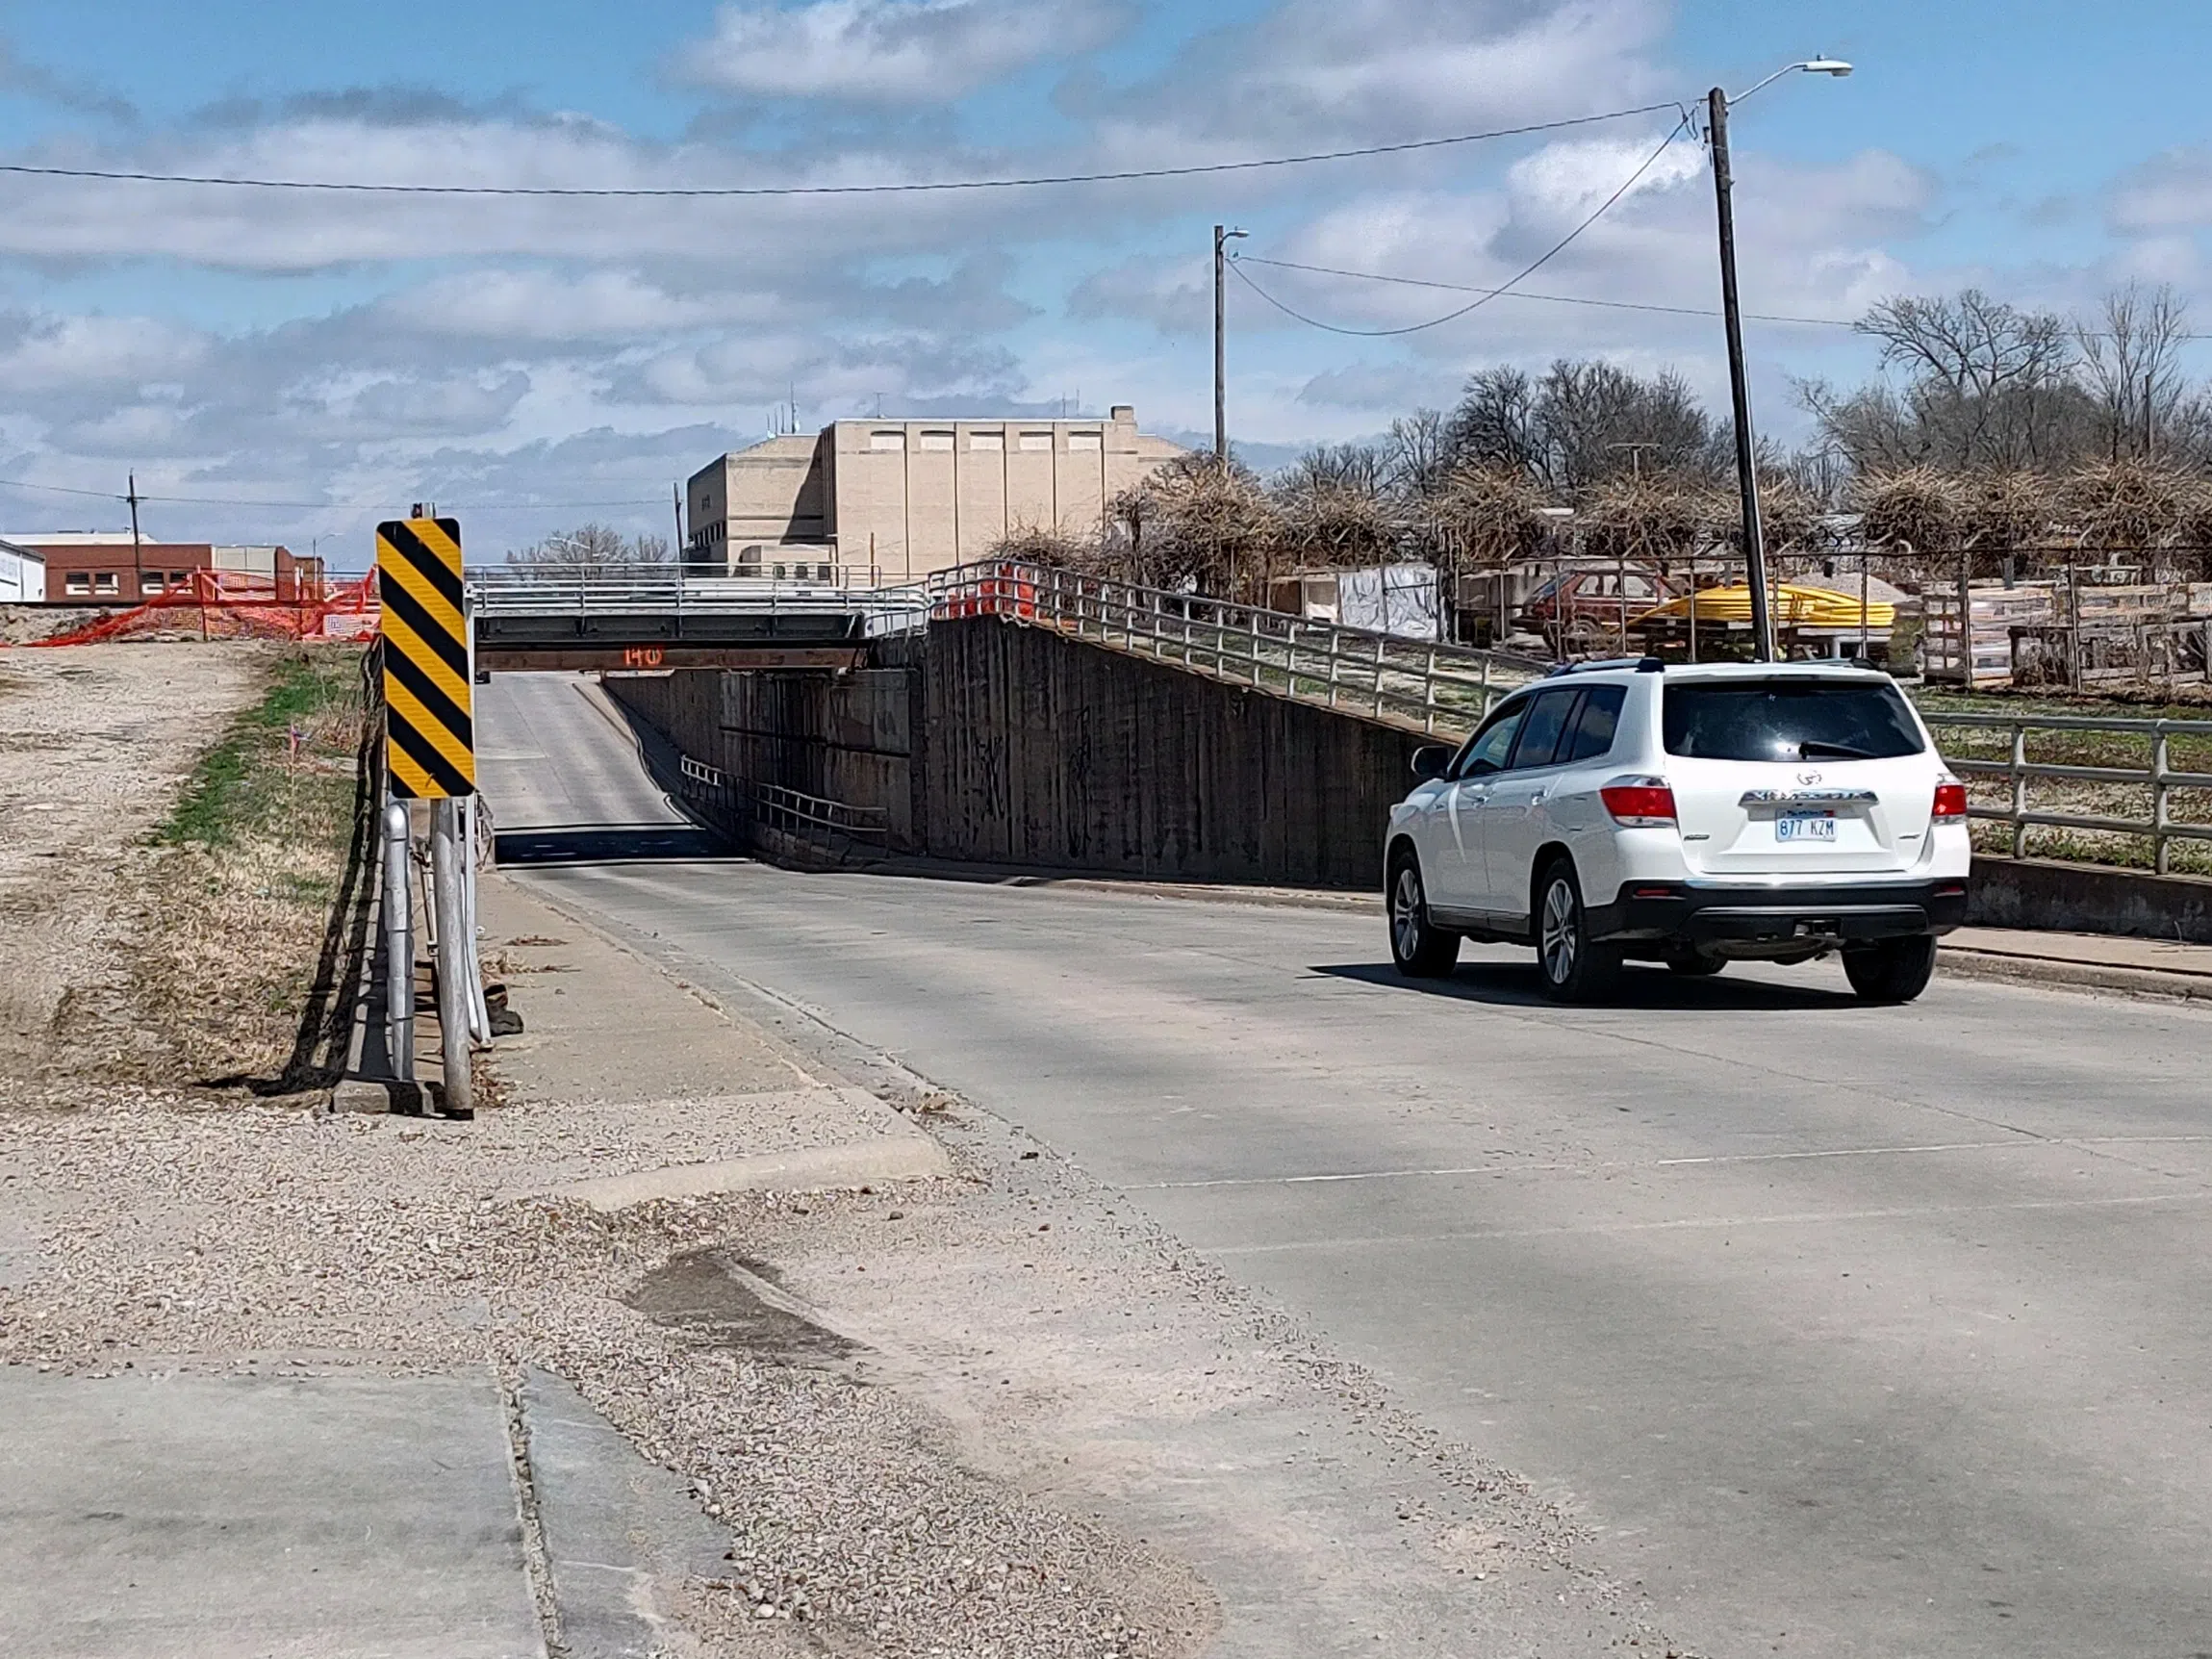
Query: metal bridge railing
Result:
<box><xmin>927</xmin><ymin>559</ymin><xmax>1547</xmax><ymax>736</ymax></box>
<box><xmin>1920</xmin><ymin>708</ymin><xmax>2212</xmax><ymax>874</ymax></box>
<box><xmin>469</xmin><ymin>567</ymin><xmax>930</xmax><ymax>635</ymax></box>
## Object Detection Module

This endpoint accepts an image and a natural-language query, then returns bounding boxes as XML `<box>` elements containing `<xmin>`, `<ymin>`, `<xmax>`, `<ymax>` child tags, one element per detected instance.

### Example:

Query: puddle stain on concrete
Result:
<box><xmin>625</xmin><ymin>1250</ymin><xmax>862</xmax><ymax>1363</ymax></box>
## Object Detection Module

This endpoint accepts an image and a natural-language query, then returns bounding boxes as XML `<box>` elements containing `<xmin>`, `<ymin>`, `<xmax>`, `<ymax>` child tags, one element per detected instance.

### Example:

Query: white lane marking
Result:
<box><xmin>1201</xmin><ymin>1187</ymin><xmax>2212</xmax><ymax>1255</ymax></box>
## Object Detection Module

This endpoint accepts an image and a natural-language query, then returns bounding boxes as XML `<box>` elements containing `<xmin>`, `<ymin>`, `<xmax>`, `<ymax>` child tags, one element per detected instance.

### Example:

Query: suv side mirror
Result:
<box><xmin>1410</xmin><ymin>744</ymin><xmax>1450</xmax><ymax>780</ymax></box>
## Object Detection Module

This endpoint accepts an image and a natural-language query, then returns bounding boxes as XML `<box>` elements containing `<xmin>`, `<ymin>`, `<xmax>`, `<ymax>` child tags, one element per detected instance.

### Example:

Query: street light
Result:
<box><xmin>1708</xmin><ymin>58</ymin><xmax>1852</xmax><ymax>662</ymax></box>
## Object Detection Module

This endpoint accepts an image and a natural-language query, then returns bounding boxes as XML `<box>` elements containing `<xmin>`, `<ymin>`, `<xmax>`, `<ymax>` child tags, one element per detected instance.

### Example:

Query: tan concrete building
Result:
<box><xmin>686</xmin><ymin>406</ymin><xmax>1186</xmax><ymax>581</ymax></box>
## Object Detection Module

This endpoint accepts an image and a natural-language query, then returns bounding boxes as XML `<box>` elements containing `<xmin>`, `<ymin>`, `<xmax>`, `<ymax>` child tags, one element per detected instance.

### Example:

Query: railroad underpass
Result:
<box><xmin>476</xmin><ymin>640</ymin><xmax>2212</xmax><ymax>1659</ymax></box>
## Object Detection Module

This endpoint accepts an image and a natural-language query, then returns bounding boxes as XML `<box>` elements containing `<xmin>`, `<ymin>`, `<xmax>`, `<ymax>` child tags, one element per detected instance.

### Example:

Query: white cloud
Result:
<box><xmin>679</xmin><ymin>0</ymin><xmax>1133</xmax><ymax>103</ymax></box>
<box><xmin>2109</xmin><ymin>147</ymin><xmax>2212</xmax><ymax>234</ymax></box>
<box><xmin>1083</xmin><ymin>0</ymin><xmax>1669</xmax><ymax>156</ymax></box>
<box><xmin>377</xmin><ymin>269</ymin><xmax>775</xmax><ymax>341</ymax></box>
<box><xmin>0</xmin><ymin>314</ymin><xmax>205</xmax><ymax>391</ymax></box>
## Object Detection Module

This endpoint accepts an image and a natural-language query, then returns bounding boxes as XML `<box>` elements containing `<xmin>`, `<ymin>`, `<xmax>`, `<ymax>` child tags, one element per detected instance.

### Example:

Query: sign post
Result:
<box><xmin>377</xmin><ymin>517</ymin><xmax>476</xmax><ymax>1118</ymax></box>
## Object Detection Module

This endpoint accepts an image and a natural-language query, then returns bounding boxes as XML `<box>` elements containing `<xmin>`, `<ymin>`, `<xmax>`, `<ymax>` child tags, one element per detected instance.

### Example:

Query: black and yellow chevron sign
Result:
<box><xmin>376</xmin><ymin>516</ymin><xmax>475</xmax><ymax>799</ymax></box>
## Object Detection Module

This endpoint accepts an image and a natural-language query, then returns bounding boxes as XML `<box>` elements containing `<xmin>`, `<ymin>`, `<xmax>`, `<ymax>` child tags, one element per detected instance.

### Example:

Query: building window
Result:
<box><xmin>64</xmin><ymin>572</ymin><xmax>89</xmax><ymax>596</ymax></box>
<box><xmin>969</xmin><ymin>431</ymin><xmax>1004</xmax><ymax>451</ymax></box>
<box><xmin>167</xmin><ymin>571</ymin><xmax>190</xmax><ymax>587</ymax></box>
<box><xmin>1019</xmin><ymin>431</ymin><xmax>1053</xmax><ymax>451</ymax></box>
<box><xmin>1069</xmin><ymin>431</ymin><xmax>1103</xmax><ymax>451</ymax></box>
<box><xmin>93</xmin><ymin>573</ymin><xmax>119</xmax><ymax>596</ymax></box>
<box><xmin>919</xmin><ymin>430</ymin><xmax>954</xmax><ymax>451</ymax></box>
<box><xmin>870</xmin><ymin>430</ymin><xmax>905</xmax><ymax>451</ymax></box>
<box><xmin>141</xmin><ymin>573</ymin><xmax>165</xmax><ymax>595</ymax></box>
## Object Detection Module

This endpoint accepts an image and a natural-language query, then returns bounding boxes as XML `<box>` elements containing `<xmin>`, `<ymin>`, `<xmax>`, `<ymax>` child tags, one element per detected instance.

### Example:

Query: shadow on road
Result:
<box><xmin>1309</xmin><ymin>959</ymin><xmax>1864</xmax><ymax>1011</ymax></box>
<box><xmin>495</xmin><ymin>824</ymin><xmax>736</xmax><ymax>865</ymax></box>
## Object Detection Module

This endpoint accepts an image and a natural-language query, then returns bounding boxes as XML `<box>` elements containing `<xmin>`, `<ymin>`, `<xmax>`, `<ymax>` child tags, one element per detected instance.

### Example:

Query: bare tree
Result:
<box><xmin>1443</xmin><ymin>367</ymin><xmax>1544</xmax><ymax>480</ymax></box>
<box><xmin>1383</xmin><ymin>409</ymin><xmax>1455</xmax><ymax>500</ymax></box>
<box><xmin>1273</xmin><ymin>449</ymin><xmax>1401</xmax><ymax>572</ymax></box>
<box><xmin>1439</xmin><ymin>360</ymin><xmax>1722</xmax><ymax>497</ymax></box>
<box><xmin>1829</xmin><ymin>289</ymin><xmax>2092</xmax><ymax>470</ymax></box>
<box><xmin>2077</xmin><ymin>283</ymin><xmax>2196</xmax><ymax>462</ymax></box>
<box><xmin>1850</xmin><ymin>467</ymin><xmax>1967</xmax><ymax>554</ymax></box>
<box><xmin>506</xmin><ymin>523</ymin><xmax>672</xmax><ymax>570</ymax></box>
<box><xmin>2059</xmin><ymin>458</ymin><xmax>2196</xmax><ymax>557</ymax></box>
<box><xmin>1106</xmin><ymin>454</ymin><xmax>1280</xmax><ymax>600</ymax></box>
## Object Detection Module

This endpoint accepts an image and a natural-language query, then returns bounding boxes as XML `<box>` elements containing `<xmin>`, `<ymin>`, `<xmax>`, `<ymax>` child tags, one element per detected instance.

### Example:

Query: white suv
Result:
<box><xmin>1385</xmin><ymin>658</ymin><xmax>1971</xmax><ymax>1004</ymax></box>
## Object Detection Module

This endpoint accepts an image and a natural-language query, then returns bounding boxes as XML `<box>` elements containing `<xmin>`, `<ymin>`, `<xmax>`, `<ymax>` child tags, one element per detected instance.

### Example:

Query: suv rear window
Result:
<box><xmin>1662</xmin><ymin>679</ymin><xmax>1924</xmax><ymax>761</ymax></box>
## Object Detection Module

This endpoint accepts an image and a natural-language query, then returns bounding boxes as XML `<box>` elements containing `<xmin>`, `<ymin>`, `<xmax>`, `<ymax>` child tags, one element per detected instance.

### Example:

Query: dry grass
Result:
<box><xmin>123</xmin><ymin>648</ymin><xmax>370</xmax><ymax>1088</ymax></box>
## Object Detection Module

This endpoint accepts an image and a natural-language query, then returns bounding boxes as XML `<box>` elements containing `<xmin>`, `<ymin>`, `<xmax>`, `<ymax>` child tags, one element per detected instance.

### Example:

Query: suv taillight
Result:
<box><xmin>1932</xmin><ymin>781</ymin><xmax>1968</xmax><ymax>822</ymax></box>
<box><xmin>1601</xmin><ymin>780</ymin><xmax>1677</xmax><ymax>827</ymax></box>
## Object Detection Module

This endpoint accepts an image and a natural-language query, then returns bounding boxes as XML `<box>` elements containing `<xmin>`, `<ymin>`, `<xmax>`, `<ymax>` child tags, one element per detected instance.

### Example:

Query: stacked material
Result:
<box><xmin>1634</xmin><ymin>583</ymin><xmax>1895</xmax><ymax>628</ymax></box>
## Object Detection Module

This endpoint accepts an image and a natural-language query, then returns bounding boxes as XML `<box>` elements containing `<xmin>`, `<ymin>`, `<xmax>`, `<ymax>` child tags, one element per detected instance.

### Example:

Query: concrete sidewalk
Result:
<box><xmin>0</xmin><ymin>1366</ymin><xmax>542</xmax><ymax>1659</ymax></box>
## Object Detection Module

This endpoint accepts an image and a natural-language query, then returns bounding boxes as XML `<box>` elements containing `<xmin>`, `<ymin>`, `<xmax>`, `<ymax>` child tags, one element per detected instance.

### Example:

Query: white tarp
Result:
<box><xmin>1335</xmin><ymin>563</ymin><xmax>1441</xmax><ymax>640</ymax></box>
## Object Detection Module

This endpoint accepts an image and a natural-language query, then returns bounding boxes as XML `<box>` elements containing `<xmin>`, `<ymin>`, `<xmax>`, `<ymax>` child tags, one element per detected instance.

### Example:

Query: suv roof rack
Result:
<box><xmin>1545</xmin><ymin>655</ymin><xmax>1665</xmax><ymax>677</ymax></box>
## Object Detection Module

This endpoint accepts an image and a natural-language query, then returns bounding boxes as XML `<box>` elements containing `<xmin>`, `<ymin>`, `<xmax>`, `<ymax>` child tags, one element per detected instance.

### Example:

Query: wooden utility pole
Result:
<box><xmin>1708</xmin><ymin>89</ymin><xmax>1775</xmax><ymax>662</ymax></box>
<box><xmin>1213</xmin><ymin>224</ymin><xmax>1246</xmax><ymax>463</ymax></box>
<box><xmin>127</xmin><ymin>471</ymin><xmax>144</xmax><ymax>598</ymax></box>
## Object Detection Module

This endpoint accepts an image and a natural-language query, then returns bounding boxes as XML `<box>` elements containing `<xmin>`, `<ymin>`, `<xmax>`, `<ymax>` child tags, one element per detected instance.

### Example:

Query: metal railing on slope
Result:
<box><xmin>676</xmin><ymin>755</ymin><xmax>888</xmax><ymax>857</ymax></box>
<box><xmin>928</xmin><ymin>559</ymin><xmax>1547</xmax><ymax>736</ymax></box>
<box><xmin>1920</xmin><ymin>708</ymin><xmax>2212</xmax><ymax>875</ymax></box>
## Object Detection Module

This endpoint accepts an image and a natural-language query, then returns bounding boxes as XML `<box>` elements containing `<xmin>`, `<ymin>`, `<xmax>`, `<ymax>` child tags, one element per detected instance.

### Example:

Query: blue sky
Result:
<box><xmin>0</xmin><ymin>0</ymin><xmax>2204</xmax><ymax>561</ymax></box>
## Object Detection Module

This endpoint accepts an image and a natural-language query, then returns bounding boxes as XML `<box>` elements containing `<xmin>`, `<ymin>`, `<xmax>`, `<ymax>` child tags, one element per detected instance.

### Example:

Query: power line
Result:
<box><xmin>1227</xmin><ymin>117</ymin><xmax>1694</xmax><ymax>338</ymax></box>
<box><xmin>1235</xmin><ymin>253</ymin><xmax>1858</xmax><ymax>328</ymax></box>
<box><xmin>0</xmin><ymin>474</ymin><xmax>665</xmax><ymax>511</ymax></box>
<box><xmin>0</xmin><ymin>102</ymin><xmax>1685</xmax><ymax>197</ymax></box>
<box><xmin>1234</xmin><ymin>255</ymin><xmax>2212</xmax><ymax>342</ymax></box>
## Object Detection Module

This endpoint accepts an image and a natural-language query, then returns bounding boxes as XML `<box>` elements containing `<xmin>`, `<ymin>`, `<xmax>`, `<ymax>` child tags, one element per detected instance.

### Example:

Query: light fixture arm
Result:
<box><xmin>1727</xmin><ymin>57</ymin><xmax>1853</xmax><ymax>107</ymax></box>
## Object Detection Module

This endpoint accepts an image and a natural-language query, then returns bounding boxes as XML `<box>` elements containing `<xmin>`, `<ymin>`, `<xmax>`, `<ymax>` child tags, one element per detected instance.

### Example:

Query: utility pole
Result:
<box><xmin>1708</xmin><ymin>89</ymin><xmax>1775</xmax><ymax>663</ymax></box>
<box><xmin>1213</xmin><ymin>224</ymin><xmax>1246</xmax><ymax>464</ymax></box>
<box><xmin>672</xmin><ymin>480</ymin><xmax>686</xmax><ymax>570</ymax></box>
<box><xmin>126</xmin><ymin>471</ymin><xmax>144</xmax><ymax>598</ymax></box>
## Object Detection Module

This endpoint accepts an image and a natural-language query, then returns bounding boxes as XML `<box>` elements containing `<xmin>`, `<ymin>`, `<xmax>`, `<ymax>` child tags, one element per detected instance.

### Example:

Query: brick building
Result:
<box><xmin>6</xmin><ymin>534</ymin><xmax>322</xmax><ymax>603</ymax></box>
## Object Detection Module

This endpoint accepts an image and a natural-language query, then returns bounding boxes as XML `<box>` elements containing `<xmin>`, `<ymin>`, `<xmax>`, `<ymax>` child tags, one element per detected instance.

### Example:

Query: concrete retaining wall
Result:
<box><xmin>606</xmin><ymin>647</ymin><xmax>923</xmax><ymax>851</ymax></box>
<box><xmin>1968</xmin><ymin>855</ymin><xmax>2212</xmax><ymax>945</ymax></box>
<box><xmin>920</xmin><ymin>613</ymin><xmax>1425</xmax><ymax>888</ymax></box>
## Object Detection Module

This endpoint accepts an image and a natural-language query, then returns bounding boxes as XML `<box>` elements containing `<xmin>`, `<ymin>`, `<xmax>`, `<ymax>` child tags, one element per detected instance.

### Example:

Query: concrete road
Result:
<box><xmin>484</xmin><ymin>671</ymin><xmax>2212</xmax><ymax>1659</ymax></box>
<box><xmin>476</xmin><ymin>673</ymin><xmax>721</xmax><ymax>862</ymax></box>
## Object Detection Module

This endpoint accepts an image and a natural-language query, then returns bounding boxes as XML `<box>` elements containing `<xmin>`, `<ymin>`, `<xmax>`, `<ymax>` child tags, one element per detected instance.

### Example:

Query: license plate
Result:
<box><xmin>1776</xmin><ymin>810</ymin><xmax>1837</xmax><ymax>842</ymax></box>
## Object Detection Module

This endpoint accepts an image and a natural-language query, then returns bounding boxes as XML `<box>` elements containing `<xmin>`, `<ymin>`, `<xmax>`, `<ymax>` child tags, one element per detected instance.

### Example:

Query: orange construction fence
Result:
<box><xmin>9</xmin><ymin>570</ymin><xmax>380</xmax><ymax>649</ymax></box>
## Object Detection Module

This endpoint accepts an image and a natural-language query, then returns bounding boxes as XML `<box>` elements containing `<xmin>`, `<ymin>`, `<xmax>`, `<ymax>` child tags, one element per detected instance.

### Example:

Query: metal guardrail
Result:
<box><xmin>1920</xmin><ymin>709</ymin><xmax>2212</xmax><ymax>873</ymax></box>
<box><xmin>676</xmin><ymin>755</ymin><xmax>887</xmax><ymax>855</ymax></box>
<box><xmin>755</xmin><ymin>782</ymin><xmax>889</xmax><ymax>847</ymax></box>
<box><xmin>928</xmin><ymin>559</ymin><xmax>1547</xmax><ymax>735</ymax></box>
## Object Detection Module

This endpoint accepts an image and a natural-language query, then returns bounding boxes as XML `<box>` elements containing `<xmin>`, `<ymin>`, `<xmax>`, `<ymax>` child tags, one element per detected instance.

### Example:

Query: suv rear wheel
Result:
<box><xmin>1843</xmin><ymin>936</ymin><xmax>1938</xmax><ymax>1004</ymax></box>
<box><xmin>1536</xmin><ymin>857</ymin><xmax>1622</xmax><ymax>1004</ymax></box>
<box><xmin>1387</xmin><ymin>850</ymin><xmax>1461</xmax><ymax>978</ymax></box>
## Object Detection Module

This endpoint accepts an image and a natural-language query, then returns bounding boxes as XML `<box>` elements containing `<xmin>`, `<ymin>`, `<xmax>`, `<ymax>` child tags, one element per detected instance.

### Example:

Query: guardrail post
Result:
<box><xmin>2010</xmin><ymin>723</ymin><xmax>2027</xmax><ymax>860</ymax></box>
<box><xmin>2153</xmin><ymin>726</ymin><xmax>2173</xmax><ymax>875</ymax></box>
<box><xmin>430</xmin><ymin>798</ymin><xmax>474</xmax><ymax>1119</ymax></box>
<box><xmin>381</xmin><ymin>801</ymin><xmax>414</xmax><ymax>1084</ymax></box>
